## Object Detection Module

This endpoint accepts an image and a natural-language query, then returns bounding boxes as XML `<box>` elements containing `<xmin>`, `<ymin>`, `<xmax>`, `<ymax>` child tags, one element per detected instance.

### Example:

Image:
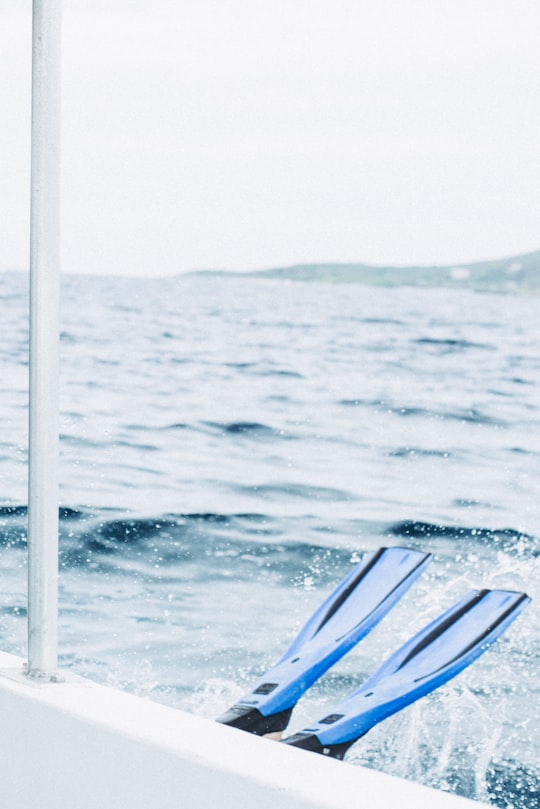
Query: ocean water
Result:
<box><xmin>0</xmin><ymin>270</ymin><xmax>538</xmax><ymax>806</ymax></box>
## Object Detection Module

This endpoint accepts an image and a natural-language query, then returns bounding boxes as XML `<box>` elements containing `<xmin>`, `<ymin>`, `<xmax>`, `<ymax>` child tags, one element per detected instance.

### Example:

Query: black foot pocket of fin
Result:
<box><xmin>281</xmin><ymin>732</ymin><xmax>353</xmax><ymax>760</ymax></box>
<box><xmin>216</xmin><ymin>704</ymin><xmax>293</xmax><ymax>735</ymax></box>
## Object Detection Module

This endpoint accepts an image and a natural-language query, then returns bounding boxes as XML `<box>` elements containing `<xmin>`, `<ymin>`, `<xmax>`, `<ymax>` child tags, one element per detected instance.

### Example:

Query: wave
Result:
<box><xmin>389</xmin><ymin>447</ymin><xmax>452</xmax><ymax>458</ymax></box>
<box><xmin>389</xmin><ymin>520</ymin><xmax>537</xmax><ymax>554</ymax></box>
<box><xmin>0</xmin><ymin>507</ymin><xmax>357</xmax><ymax>580</ymax></box>
<box><xmin>230</xmin><ymin>482</ymin><xmax>355</xmax><ymax>502</ymax></box>
<box><xmin>203</xmin><ymin>421</ymin><xmax>290</xmax><ymax>438</ymax></box>
<box><xmin>0</xmin><ymin>505</ymin><xmax>90</xmax><ymax>548</ymax></box>
<box><xmin>0</xmin><ymin>505</ymin><xmax>28</xmax><ymax>517</ymax></box>
<box><xmin>2</xmin><ymin>508</ymin><xmax>535</xmax><ymax>592</ymax></box>
<box><xmin>412</xmin><ymin>337</ymin><xmax>495</xmax><ymax>351</ymax></box>
<box><xmin>0</xmin><ymin>505</ymin><xmax>90</xmax><ymax>521</ymax></box>
<box><xmin>338</xmin><ymin>399</ymin><xmax>506</xmax><ymax>426</ymax></box>
<box><xmin>223</xmin><ymin>360</ymin><xmax>303</xmax><ymax>378</ymax></box>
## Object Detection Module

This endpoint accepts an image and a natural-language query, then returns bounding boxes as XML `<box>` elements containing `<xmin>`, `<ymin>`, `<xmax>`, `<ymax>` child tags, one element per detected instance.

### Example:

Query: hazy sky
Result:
<box><xmin>2</xmin><ymin>0</ymin><xmax>539</xmax><ymax>276</ymax></box>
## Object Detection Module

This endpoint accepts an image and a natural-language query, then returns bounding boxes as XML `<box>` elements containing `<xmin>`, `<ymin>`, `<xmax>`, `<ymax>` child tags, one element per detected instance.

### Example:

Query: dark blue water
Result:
<box><xmin>1</xmin><ymin>271</ymin><xmax>538</xmax><ymax>806</ymax></box>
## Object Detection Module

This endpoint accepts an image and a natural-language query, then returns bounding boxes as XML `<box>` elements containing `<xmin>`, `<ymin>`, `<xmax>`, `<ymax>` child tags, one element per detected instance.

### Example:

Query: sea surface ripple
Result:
<box><xmin>0</xmin><ymin>271</ymin><xmax>538</xmax><ymax>807</ymax></box>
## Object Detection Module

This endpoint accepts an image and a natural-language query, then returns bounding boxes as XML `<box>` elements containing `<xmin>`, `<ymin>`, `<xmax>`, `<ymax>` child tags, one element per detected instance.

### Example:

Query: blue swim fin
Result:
<box><xmin>282</xmin><ymin>588</ymin><xmax>530</xmax><ymax>758</ymax></box>
<box><xmin>217</xmin><ymin>546</ymin><xmax>431</xmax><ymax>735</ymax></box>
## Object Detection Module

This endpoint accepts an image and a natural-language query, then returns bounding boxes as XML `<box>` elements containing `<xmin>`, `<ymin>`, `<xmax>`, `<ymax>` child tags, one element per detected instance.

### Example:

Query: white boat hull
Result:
<box><xmin>0</xmin><ymin>650</ymin><xmax>488</xmax><ymax>809</ymax></box>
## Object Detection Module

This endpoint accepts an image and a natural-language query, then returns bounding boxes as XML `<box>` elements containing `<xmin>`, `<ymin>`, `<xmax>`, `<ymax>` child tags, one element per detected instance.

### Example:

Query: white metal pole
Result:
<box><xmin>28</xmin><ymin>0</ymin><xmax>62</xmax><ymax>678</ymax></box>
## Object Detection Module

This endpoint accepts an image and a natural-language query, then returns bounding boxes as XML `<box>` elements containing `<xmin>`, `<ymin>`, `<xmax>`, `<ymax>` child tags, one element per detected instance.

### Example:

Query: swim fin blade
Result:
<box><xmin>217</xmin><ymin>546</ymin><xmax>431</xmax><ymax>735</ymax></box>
<box><xmin>282</xmin><ymin>588</ymin><xmax>530</xmax><ymax>759</ymax></box>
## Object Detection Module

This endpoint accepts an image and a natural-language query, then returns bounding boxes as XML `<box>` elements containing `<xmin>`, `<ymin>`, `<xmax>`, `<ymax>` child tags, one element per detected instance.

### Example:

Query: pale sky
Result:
<box><xmin>2</xmin><ymin>0</ymin><xmax>539</xmax><ymax>276</ymax></box>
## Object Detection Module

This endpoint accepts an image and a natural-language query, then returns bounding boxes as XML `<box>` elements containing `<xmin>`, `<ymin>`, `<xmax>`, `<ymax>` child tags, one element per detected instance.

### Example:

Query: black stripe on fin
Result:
<box><xmin>317</xmin><ymin>548</ymin><xmax>430</xmax><ymax>640</ymax></box>
<box><xmin>396</xmin><ymin>589</ymin><xmax>489</xmax><ymax>671</ymax></box>
<box><xmin>314</xmin><ymin>547</ymin><xmax>387</xmax><ymax>633</ymax></box>
<box><xmin>414</xmin><ymin>591</ymin><xmax>530</xmax><ymax>681</ymax></box>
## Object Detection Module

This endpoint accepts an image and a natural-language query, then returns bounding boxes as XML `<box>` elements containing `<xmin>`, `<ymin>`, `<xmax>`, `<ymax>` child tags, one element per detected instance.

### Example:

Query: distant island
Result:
<box><xmin>190</xmin><ymin>249</ymin><xmax>540</xmax><ymax>293</ymax></box>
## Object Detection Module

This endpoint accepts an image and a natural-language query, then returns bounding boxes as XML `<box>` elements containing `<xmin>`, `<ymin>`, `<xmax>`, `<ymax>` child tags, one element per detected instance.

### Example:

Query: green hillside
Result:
<box><xmin>193</xmin><ymin>250</ymin><xmax>540</xmax><ymax>292</ymax></box>
<box><xmin>251</xmin><ymin>250</ymin><xmax>540</xmax><ymax>292</ymax></box>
